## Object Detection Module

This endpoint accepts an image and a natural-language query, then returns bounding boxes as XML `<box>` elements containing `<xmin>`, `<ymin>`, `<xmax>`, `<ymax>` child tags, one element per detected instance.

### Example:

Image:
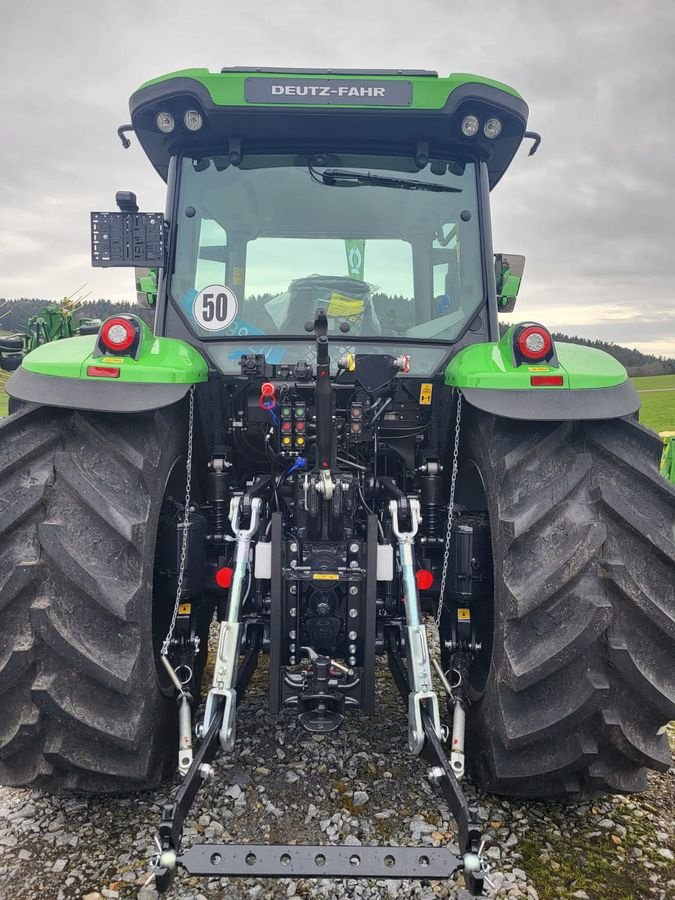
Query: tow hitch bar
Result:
<box><xmin>153</xmin><ymin>637</ymin><xmax>486</xmax><ymax>897</ymax></box>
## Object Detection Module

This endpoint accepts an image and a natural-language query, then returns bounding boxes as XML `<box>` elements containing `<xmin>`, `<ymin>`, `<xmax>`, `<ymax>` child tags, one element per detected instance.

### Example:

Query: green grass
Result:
<box><xmin>632</xmin><ymin>374</ymin><xmax>675</xmax><ymax>391</ymax></box>
<box><xmin>632</xmin><ymin>374</ymin><xmax>675</xmax><ymax>433</ymax></box>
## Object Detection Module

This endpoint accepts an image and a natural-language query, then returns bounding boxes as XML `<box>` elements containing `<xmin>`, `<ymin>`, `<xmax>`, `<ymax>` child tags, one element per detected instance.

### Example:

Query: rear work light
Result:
<box><xmin>531</xmin><ymin>375</ymin><xmax>564</xmax><ymax>386</ymax></box>
<box><xmin>100</xmin><ymin>317</ymin><xmax>137</xmax><ymax>353</ymax></box>
<box><xmin>87</xmin><ymin>366</ymin><xmax>120</xmax><ymax>378</ymax></box>
<box><xmin>516</xmin><ymin>325</ymin><xmax>552</xmax><ymax>361</ymax></box>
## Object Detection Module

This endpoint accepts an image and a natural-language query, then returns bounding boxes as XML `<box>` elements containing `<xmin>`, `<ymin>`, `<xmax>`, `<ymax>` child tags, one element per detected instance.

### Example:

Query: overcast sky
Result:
<box><xmin>1</xmin><ymin>0</ymin><xmax>673</xmax><ymax>355</ymax></box>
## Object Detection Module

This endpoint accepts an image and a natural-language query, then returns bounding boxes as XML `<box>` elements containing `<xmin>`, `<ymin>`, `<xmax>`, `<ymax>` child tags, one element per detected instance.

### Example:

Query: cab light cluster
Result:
<box><xmin>461</xmin><ymin>115</ymin><xmax>502</xmax><ymax>139</ymax></box>
<box><xmin>156</xmin><ymin>109</ymin><xmax>203</xmax><ymax>134</ymax></box>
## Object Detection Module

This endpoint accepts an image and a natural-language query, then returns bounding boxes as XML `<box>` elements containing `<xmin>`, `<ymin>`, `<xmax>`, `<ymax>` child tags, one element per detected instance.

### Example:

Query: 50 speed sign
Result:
<box><xmin>192</xmin><ymin>285</ymin><xmax>238</xmax><ymax>331</ymax></box>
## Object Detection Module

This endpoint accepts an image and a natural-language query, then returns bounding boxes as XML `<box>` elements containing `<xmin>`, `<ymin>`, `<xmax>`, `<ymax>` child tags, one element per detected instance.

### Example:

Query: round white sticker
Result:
<box><xmin>192</xmin><ymin>285</ymin><xmax>238</xmax><ymax>331</ymax></box>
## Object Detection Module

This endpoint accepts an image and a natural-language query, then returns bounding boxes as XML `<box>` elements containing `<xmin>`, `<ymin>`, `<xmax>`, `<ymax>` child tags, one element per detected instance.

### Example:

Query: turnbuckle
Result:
<box><xmin>202</xmin><ymin>495</ymin><xmax>262</xmax><ymax>750</ymax></box>
<box><xmin>389</xmin><ymin>498</ymin><xmax>442</xmax><ymax>753</ymax></box>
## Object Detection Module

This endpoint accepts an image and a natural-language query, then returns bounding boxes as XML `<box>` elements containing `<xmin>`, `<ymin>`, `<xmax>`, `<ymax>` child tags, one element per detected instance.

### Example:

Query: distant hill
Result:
<box><xmin>2</xmin><ymin>298</ymin><xmax>673</xmax><ymax>377</ymax></box>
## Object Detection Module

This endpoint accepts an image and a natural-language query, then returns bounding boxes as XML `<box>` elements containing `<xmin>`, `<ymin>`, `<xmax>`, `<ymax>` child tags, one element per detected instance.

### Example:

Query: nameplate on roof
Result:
<box><xmin>244</xmin><ymin>77</ymin><xmax>412</xmax><ymax>106</ymax></box>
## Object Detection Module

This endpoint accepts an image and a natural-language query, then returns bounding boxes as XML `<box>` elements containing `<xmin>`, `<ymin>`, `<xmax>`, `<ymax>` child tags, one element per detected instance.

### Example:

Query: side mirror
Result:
<box><xmin>135</xmin><ymin>266</ymin><xmax>158</xmax><ymax>307</ymax></box>
<box><xmin>494</xmin><ymin>253</ymin><xmax>525</xmax><ymax>312</ymax></box>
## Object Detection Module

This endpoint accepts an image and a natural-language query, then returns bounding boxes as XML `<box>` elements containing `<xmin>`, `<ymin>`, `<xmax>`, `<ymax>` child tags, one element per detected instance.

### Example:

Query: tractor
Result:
<box><xmin>1</xmin><ymin>67</ymin><xmax>673</xmax><ymax>896</ymax></box>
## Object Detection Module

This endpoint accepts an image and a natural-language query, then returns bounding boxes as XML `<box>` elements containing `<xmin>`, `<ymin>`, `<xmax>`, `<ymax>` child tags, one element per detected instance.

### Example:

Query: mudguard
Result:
<box><xmin>445</xmin><ymin>330</ymin><xmax>639</xmax><ymax>421</ymax></box>
<box><xmin>6</xmin><ymin>328</ymin><xmax>208</xmax><ymax>413</ymax></box>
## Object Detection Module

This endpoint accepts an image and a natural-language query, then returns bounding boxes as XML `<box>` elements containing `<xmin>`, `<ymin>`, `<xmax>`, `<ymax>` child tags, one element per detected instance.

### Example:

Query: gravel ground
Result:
<box><xmin>0</xmin><ymin>643</ymin><xmax>673</xmax><ymax>900</ymax></box>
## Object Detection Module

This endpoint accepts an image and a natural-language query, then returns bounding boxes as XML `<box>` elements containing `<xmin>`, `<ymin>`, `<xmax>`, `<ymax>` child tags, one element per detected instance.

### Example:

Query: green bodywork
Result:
<box><xmin>139</xmin><ymin>68</ymin><xmax>523</xmax><ymax>109</ymax></box>
<box><xmin>21</xmin><ymin>318</ymin><xmax>208</xmax><ymax>385</ymax></box>
<box><xmin>445</xmin><ymin>327</ymin><xmax>628</xmax><ymax>391</ymax></box>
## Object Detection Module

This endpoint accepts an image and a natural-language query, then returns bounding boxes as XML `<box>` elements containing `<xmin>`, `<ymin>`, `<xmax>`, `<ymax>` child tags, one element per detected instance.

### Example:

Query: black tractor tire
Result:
<box><xmin>0</xmin><ymin>401</ymin><xmax>194</xmax><ymax>793</ymax></box>
<box><xmin>455</xmin><ymin>407</ymin><xmax>675</xmax><ymax>798</ymax></box>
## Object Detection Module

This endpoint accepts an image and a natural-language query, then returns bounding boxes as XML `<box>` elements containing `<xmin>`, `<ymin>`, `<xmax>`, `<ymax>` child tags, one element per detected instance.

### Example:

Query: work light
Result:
<box><xmin>184</xmin><ymin>110</ymin><xmax>203</xmax><ymax>131</ymax></box>
<box><xmin>156</xmin><ymin>112</ymin><xmax>175</xmax><ymax>133</ymax></box>
<box><xmin>461</xmin><ymin>115</ymin><xmax>480</xmax><ymax>137</ymax></box>
<box><xmin>484</xmin><ymin>118</ymin><xmax>502</xmax><ymax>139</ymax></box>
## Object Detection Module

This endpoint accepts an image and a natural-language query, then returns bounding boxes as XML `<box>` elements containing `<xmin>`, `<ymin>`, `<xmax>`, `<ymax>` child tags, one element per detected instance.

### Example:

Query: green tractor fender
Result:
<box><xmin>446</xmin><ymin>324</ymin><xmax>639</xmax><ymax>420</ymax></box>
<box><xmin>6</xmin><ymin>315</ymin><xmax>208</xmax><ymax>413</ymax></box>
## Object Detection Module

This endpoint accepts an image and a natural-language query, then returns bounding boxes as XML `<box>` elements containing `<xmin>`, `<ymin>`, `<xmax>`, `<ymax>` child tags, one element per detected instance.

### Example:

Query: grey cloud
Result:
<box><xmin>0</xmin><ymin>0</ymin><xmax>673</xmax><ymax>351</ymax></box>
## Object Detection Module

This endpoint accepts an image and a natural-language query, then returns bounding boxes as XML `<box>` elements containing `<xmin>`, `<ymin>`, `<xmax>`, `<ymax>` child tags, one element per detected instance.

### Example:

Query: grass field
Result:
<box><xmin>633</xmin><ymin>374</ymin><xmax>675</xmax><ymax>433</ymax></box>
<box><xmin>0</xmin><ymin>370</ymin><xmax>674</xmax><ymax>431</ymax></box>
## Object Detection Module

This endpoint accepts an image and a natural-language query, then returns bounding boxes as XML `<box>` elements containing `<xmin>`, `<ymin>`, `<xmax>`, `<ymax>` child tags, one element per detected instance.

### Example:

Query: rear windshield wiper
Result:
<box><xmin>311</xmin><ymin>167</ymin><xmax>462</xmax><ymax>193</ymax></box>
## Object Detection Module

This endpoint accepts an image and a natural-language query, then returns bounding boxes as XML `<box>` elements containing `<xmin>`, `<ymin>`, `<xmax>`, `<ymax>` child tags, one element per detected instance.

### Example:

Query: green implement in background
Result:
<box><xmin>660</xmin><ymin>432</ymin><xmax>675</xmax><ymax>484</ymax></box>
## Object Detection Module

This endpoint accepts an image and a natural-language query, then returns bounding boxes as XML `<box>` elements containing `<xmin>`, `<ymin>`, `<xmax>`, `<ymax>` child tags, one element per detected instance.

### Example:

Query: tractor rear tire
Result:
<box><xmin>456</xmin><ymin>407</ymin><xmax>675</xmax><ymax>797</ymax></box>
<box><xmin>0</xmin><ymin>401</ymin><xmax>193</xmax><ymax>793</ymax></box>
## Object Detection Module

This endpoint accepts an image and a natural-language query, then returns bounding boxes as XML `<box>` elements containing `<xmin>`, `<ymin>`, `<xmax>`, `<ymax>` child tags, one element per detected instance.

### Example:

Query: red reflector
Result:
<box><xmin>215</xmin><ymin>566</ymin><xmax>234</xmax><ymax>589</ymax></box>
<box><xmin>415</xmin><ymin>569</ymin><xmax>434</xmax><ymax>591</ymax></box>
<box><xmin>86</xmin><ymin>366</ymin><xmax>120</xmax><ymax>378</ymax></box>
<box><xmin>530</xmin><ymin>375</ymin><xmax>564</xmax><ymax>386</ymax></box>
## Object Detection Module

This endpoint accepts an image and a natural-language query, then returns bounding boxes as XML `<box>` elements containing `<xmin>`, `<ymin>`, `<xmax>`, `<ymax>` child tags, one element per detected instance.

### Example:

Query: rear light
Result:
<box><xmin>415</xmin><ymin>570</ymin><xmax>434</xmax><ymax>591</ymax></box>
<box><xmin>531</xmin><ymin>375</ymin><xmax>564</xmax><ymax>386</ymax></box>
<box><xmin>516</xmin><ymin>325</ymin><xmax>552</xmax><ymax>360</ymax></box>
<box><xmin>215</xmin><ymin>566</ymin><xmax>234</xmax><ymax>589</ymax></box>
<box><xmin>86</xmin><ymin>366</ymin><xmax>120</xmax><ymax>378</ymax></box>
<box><xmin>100</xmin><ymin>317</ymin><xmax>136</xmax><ymax>352</ymax></box>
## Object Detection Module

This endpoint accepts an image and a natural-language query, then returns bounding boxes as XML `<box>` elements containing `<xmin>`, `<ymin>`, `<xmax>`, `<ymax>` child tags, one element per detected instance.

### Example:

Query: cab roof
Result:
<box><xmin>129</xmin><ymin>68</ymin><xmax>529</xmax><ymax>188</ymax></box>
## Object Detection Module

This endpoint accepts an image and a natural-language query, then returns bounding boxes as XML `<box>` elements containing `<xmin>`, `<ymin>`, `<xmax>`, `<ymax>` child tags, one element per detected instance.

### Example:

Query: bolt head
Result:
<box><xmin>349</xmin><ymin>608</ymin><xmax>358</xmax><ymax>618</ymax></box>
<box><xmin>349</xmin><ymin>542</ymin><xmax>359</xmax><ymax>553</ymax></box>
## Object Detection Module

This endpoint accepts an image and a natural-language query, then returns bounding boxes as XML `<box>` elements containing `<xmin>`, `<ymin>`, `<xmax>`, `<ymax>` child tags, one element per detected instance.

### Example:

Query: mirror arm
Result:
<box><xmin>117</xmin><ymin>124</ymin><xmax>134</xmax><ymax>150</ymax></box>
<box><xmin>523</xmin><ymin>131</ymin><xmax>541</xmax><ymax>157</ymax></box>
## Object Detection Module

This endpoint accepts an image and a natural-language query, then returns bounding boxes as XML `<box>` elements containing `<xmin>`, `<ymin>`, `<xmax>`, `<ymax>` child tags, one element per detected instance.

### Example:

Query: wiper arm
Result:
<box><xmin>312</xmin><ymin>167</ymin><xmax>462</xmax><ymax>193</ymax></box>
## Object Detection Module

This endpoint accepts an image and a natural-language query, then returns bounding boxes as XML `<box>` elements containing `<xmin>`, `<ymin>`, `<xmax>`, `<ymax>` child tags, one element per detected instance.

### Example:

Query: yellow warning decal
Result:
<box><xmin>527</xmin><ymin>366</ymin><xmax>550</xmax><ymax>372</ymax></box>
<box><xmin>102</xmin><ymin>357</ymin><xmax>125</xmax><ymax>364</ymax></box>
<box><xmin>312</xmin><ymin>573</ymin><xmax>339</xmax><ymax>581</ymax></box>
<box><xmin>457</xmin><ymin>608</ymin><xmax>471</xmax><ymax>621</ymax></box>
<box><xmin>232</xmin><ymin>266</ymin><xmax>245</xmax><ymax>285</ymax></box>
<box><xmin>419</xmin><ymin>383</ymin><xmax>433</xmax><ymax>405</ymax></box>
<box><xmin>178</xmin><ymin>603</ymin><xmax>192</xmax><ymax>615</ymax></box>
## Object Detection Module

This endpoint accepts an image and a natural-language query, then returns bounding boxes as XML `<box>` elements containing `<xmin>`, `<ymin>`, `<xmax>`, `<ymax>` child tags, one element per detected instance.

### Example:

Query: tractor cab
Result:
<box><xmin>99</xmin><ymin>68</ymin><xmax>535</xmax><ymax>376</ymax></box>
